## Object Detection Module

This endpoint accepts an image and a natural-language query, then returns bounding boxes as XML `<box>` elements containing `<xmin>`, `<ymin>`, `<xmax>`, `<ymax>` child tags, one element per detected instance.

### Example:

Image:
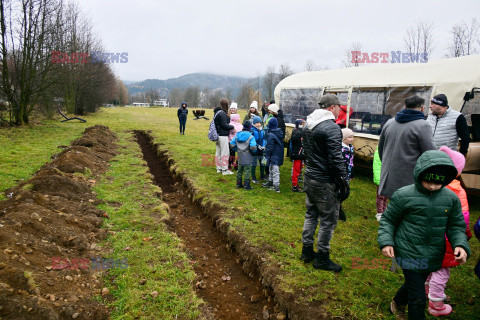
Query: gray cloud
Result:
<box><xmin>76</xmin><ymin>0</ymin><xmax>480</xmax><ymax>81</ymax></box>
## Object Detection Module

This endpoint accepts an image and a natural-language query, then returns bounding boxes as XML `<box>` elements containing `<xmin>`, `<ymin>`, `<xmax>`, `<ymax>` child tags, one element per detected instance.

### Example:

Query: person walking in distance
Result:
<box><xmin>177</xmin><ymin>102</ymin><xmax>188</xmax><ymax>135</ymax></box>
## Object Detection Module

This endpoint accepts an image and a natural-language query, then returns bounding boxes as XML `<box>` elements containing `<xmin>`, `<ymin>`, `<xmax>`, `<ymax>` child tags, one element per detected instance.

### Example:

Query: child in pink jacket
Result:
<box><xmin>425</xmin><ymin>146</ymin><xmax>471</xmax><ymax>316</ymax></box>
<box><xmin>228</xmin><ymin>114</ymin><xmax>243</xmax><ymax>170</ymax></box>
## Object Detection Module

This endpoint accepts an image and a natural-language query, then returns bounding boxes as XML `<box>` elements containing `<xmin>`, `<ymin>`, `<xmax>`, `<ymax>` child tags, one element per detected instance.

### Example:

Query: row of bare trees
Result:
<box><xmin>0</xmin><ymin>0</ymin><xmax>127</xmax><ymax>125</ymax></box>
<box><xmin>342</xmin><ymin>18</ymin><xmax>480</xmax><ymax>68</ymax></box>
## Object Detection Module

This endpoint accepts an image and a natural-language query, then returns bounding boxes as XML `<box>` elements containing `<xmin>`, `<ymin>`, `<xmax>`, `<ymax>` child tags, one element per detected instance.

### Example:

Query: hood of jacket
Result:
<box><xmin>413</xmin><ymin>150</ymin><xmax>458</xmax><ymax>192</ymax></box>
<box><xmin>269</xmin><ymin>117</ymin><xmax>278</xmax><ymax>130</ymax></box>
<box><xmin>236</xmin><ymin>131</ymin><xmax>253</xmax><ymax>143</ymax></box>
<box><xmin>214</xmin><ymin>106</ymin><xmax>223</xmax><ymax>114</ymax></box>
<box><xmin>395</xmin><ymin>108</ymin><xmax>425</xmax><ymax>123</ymax></box>
<box><xmin>306</xmin><ymin>109</ymin><xmax>335</xmax><ymax>130</ymax></box>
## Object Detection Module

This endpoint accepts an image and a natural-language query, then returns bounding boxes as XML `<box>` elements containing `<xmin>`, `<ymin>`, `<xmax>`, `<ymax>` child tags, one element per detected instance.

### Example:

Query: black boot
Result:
<box><xmin>313</xmin><ymin>251</ymin><xmax>342</xmax><ymax>272</ymax></box>
<box><xmin>244</xmin><ymin>180</ymin><xmax>253</xmax><ymax>190</ymax></box>
<box><xmin>339</xmin><ymin>207</ymin><xmax>346</xmax><ymax>221</ymax></box>
<box><xmin>236</xmin><ymin>179</ymin><xmax>243</xmax><ymax>189</ymax></box>
<box><xmin>300</xmin><ymin>245</ymin><xmax>315</xmax><ymax>263</ymax></box>
<box><xmin>408</xmin><ymin>303</ymin><xmax>426</xmax><ymax>320</ymax></box>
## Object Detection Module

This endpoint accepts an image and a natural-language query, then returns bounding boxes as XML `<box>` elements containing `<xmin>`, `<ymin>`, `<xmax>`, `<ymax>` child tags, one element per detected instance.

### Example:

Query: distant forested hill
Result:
<box><xmin>126</xmin><ymin>73</ymin><xmax>251</xmax><ymax>96</ymax></box>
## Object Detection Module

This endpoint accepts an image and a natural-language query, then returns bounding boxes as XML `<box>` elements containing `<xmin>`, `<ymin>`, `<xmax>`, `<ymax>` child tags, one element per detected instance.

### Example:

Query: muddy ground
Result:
<box><xmin>136</xmin><ymin>131</ymin><xmax>280</xmax><ymax>320</ymax></box>
<box><xmin>0</xmin><ymin>125</ymin><xmax>116</xmax><ymax>320</ymax></box>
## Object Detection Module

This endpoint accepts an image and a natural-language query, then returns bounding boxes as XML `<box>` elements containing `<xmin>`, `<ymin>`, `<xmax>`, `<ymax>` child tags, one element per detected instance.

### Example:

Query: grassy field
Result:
<box><xmin>0</xmin><ymin>107</ymin><xmax>478</xmax><ymax>319</ymax></box>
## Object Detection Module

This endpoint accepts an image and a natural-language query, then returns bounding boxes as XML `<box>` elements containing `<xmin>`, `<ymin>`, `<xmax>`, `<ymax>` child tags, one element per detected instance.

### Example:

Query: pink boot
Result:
<box><xmin>428</xmin><ymin>296</ymin><xmax>452</xmax><ymax>316</ymax></box>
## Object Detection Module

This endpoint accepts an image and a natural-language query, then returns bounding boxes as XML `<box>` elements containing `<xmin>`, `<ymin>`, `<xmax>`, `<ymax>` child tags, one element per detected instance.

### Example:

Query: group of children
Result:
<box><xmin>228</xmin><ymin>105</ymin><xmax>356</xmax><ymax>197</ymax></box>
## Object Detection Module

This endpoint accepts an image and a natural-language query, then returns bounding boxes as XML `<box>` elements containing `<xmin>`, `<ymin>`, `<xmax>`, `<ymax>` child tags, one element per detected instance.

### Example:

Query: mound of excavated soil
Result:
<box><xmin>0</xmin><ymin>125</ymin><xmax>117</xmax><ymax>320</ymax></box>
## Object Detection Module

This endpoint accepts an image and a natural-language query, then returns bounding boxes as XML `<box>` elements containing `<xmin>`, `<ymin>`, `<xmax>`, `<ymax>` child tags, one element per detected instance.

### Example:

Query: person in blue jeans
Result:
<box><xmin>250</xmin><ymin>116</ymin><xmax>266</xmax><ymax>183</ymax></box>
<box><xmin>177</xmin><ymin>102</ymin><xmax>188</xmax><ymax>135</ymax></box>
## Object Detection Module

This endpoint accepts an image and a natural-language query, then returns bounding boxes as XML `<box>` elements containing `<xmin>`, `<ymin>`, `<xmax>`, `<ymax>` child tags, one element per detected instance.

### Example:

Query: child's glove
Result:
<box><xmin>257</xmin><ymin>145</ymin><xmax>265</xmax><ymax>151</ymax></box>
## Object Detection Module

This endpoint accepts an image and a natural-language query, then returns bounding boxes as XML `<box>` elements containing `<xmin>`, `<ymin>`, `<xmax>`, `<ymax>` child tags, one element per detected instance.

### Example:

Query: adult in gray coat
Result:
<box><xmin>378</xmin><ymin>96</ymin><xmax>436</xmax><ymax>200</ymax></box>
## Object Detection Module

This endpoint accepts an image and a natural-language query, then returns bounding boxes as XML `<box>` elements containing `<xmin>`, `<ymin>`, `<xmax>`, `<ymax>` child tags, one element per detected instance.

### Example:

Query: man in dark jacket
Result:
<box><xmin>378</xmin><ymin>96</ymin><xmax>436</xmax><ymax>200</ymax></box>
<box><xmin>214</xmin><ymin>98</ymin><xmax>235</xmax><ymax>175</ymax></box>
<box><xmin>300</xmin><ymin>94</ymin><xmax>348</xmax><ymax>272</ymax></box>
<box><xmin>177</xmin><ymin>102</ymin><xmax>188</xmax><ymax>135</ymax></box>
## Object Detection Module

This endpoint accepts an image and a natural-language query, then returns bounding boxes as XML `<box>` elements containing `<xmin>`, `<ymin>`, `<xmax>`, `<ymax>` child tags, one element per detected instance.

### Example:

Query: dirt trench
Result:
<box><xmin>134</xmin><ymin>131</ymin><xmax>282</xmax><ymax>320</ymax></box>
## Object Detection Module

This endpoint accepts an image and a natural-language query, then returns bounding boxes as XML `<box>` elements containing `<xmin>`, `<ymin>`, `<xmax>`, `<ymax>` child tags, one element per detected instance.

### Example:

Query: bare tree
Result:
<box><xmin>342</xmin><ymin>42</ymin><xmax>363</xmax><ymax>68</ymax></box>
<box><xmin>145</xmin><ymin>88</ymin><xmax>160</xmax><ymax>104</ymax></box>
<box><xmin>206</xmin><ymin>89</ymin><xmax>224</xmax><ymax>109</ymax></box>
<box><xmin>262</xmin><ymin>65</ymin><xmax>277</xmax><ymax>101</ymax></box>
<box><xmin>184</xmin><ymin>86</ymin><xmax>200</xmax><ymax>108</ymax></box>
<box><xmin>404</xmin><ymin>21</ymin><xmax>434</xmax><ymax>61</ymax></box>
<box><xmin>115</xmin><ymin>78</ymin><xmax>128</xmax><ymax>105</ymax></box>
<box><xmin>0</xmin><ymin>0</ymin><xmax>63</xmax><ymax>124</ymax></box>
<box><xmin>236</xmin><ymin>83</ymin><xmax>254</xmax><ymax>109</ymax></box>
<box><xmin>278</xmin><ymin>63</ymin><xmax>294</xmax><ymax>82</ymax></box>
<box><xmin>169</xmin><ymin>87</ymin><xmax>183</xmax><ymax>108</ymax></box>
<box><xmin>446</xmin><ymin>18</ymin><xmax>480</xmax><ymax>57</ymax></box>
<box><xmin>304</xmin><ymin>59</ymin><xmax>318</xmax><ymax>71</ymax></box>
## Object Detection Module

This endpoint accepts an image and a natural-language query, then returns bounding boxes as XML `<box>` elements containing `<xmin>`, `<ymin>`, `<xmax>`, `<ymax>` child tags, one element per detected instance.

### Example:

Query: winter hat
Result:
<box><xmin>341</xmin><ymin>128</ymin><xmax>354</xmax><ymax>141</ymax></box>
<box><xmin>230</xmin><ymin>102</ymin><xmax>238</xmax><ymax>110</ymax></box>
<box><xmin>268</xmin><ymin>104</ymin><xmax>279</xmax><ymax>114</ymax></box>
<box><xmin>242</xmin><ymin>120</ymin><xmax>252</xmax><ymax>130</ymax></box>
<box><xmin>431</xmin><ymin>94</ymin><xmax>448</xmax><ymax>107</ymax></box>
<box><xmin>250</xmin><ymin>101</ymin><xmax>258</xmax><ymax>110</ymax></box>
<box><xmin>294</xmin><ymin>119</ymin><xmax>305</xmax><ymax>129</ymax></box>
<box><xmin>268</xmin><ymin>117</ymin><xmax>278</xmax><ymax>130</ymax></box>
<box><xmin>252</xmin><ymin>116</ymin><xmax>262</xmax><ymax>124</ymax></box>
<box><xmin>439</xmin><ymin>146</ymin><xmax>465</xmax><ymax>177</ymax></box>
<box><xmin>421</xmin><ymin>165</ymin><xmax>456</xmax><ymax>186</ymax></box>
<box><xmin>319</xmin><ymin>94</ymin><xmax>344</xmax><ymax>108</ymax></box>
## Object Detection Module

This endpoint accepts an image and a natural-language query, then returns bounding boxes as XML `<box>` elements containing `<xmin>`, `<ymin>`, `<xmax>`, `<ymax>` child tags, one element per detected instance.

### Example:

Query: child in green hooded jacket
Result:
<box><xmin>378</xmin><ymin>150</ymin><xmax>470</xmax><ymax>320</ymax></box>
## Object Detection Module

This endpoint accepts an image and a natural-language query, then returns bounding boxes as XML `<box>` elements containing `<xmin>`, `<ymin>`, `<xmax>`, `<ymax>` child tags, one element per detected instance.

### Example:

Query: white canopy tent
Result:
<box><xmin>274</xmin><ymin>54</ymin><xmax>480</xmax><ymax>112</ymax></box>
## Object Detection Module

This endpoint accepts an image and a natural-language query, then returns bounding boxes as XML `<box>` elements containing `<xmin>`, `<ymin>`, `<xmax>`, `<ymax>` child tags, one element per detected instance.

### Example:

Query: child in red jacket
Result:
<box><xmin>425</xmin><ymin>146</ymin><xmax>471</xmax><ymax>316</ymax></box>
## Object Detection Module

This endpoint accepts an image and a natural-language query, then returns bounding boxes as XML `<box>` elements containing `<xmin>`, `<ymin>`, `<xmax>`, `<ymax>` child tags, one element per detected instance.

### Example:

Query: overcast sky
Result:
<box><xmin>75</xmin><ymin>0</ymin><xmax>480</xmax><ymax>82</ymax></box>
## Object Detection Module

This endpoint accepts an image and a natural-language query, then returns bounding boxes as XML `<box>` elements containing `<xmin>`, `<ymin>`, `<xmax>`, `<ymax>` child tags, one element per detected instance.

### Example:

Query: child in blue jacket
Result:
<box><xmin>250</xmin><ymin>116</ymin><xmax>266</xmax><ymax>183</ymax></box>
<box><xmin>230</xmin><ymin>120</ymin><xmax>257</xmax><ymax>190</ymax></box>
<box><xmin>262</xmin><ymin>118</ymin><xmax>284</xmax><ymax>193</ymax></box>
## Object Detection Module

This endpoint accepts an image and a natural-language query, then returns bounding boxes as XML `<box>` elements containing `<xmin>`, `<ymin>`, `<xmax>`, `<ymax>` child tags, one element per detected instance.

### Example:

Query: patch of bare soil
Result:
<box><xmin>0</xmin><ymin>125</ymin><xmax>117</xmax><ymax>320</ymax></box>
<box><xmin>135</xmin><ymin>131</ymin><xmax>284</xmax><ymax>320</ymax></box>
<box><xmin>135</xmin><ymin>131</ymin><xmax>335</xmax><ymax>320</ymax></box>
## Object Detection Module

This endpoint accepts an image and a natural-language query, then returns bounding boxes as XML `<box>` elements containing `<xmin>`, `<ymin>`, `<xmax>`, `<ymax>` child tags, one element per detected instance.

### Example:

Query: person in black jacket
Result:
<box><xmin>290</xmin><ymin>119</ymin><xmax>306</xmax><ymax>192</ymax></box>
<box><xmin>177</xmin><ymin>102</ymin><xmax>188</xmax><ymax>135</ymax></box>
<box><xmin>300</xmin><ymin>94</ymin><xmax>349</xmax><ymax>273</ymax></box>
<box><xmin>214</xmin><ymin>98</ymin><xmax>235</xmax><ymax>175</ymax></box>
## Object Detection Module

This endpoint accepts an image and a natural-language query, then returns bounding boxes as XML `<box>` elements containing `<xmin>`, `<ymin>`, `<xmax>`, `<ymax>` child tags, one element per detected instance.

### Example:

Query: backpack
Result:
<box><xmin>207</xmin><ymin>111</ymin><xmax>219</xmax><ymax>141</ymax></box>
